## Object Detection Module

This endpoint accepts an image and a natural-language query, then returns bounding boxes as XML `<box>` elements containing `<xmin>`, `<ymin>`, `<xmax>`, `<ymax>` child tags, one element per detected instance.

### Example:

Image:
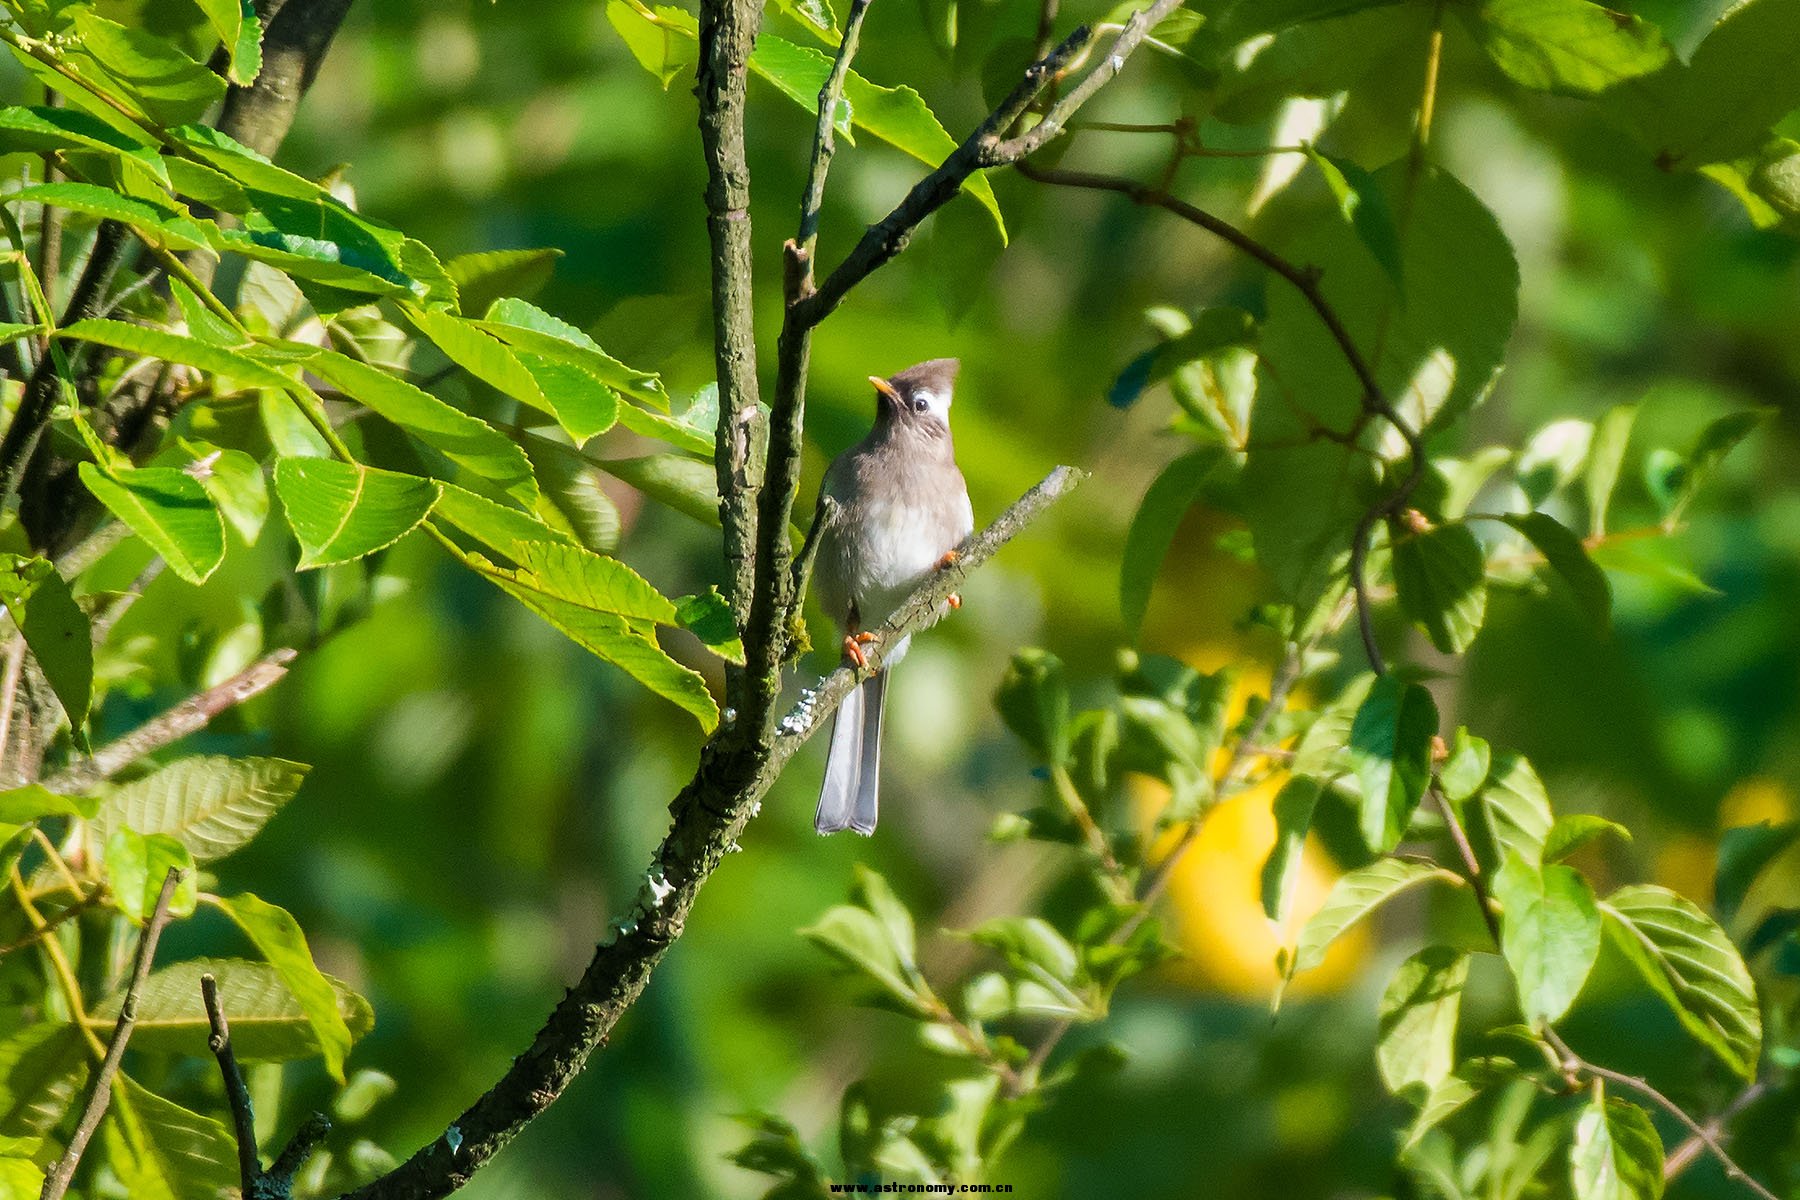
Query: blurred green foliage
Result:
<box><xmin>1</xmin><ymin>0</ymin><xmax>1799</xmax><ymax>1195</ymax></box>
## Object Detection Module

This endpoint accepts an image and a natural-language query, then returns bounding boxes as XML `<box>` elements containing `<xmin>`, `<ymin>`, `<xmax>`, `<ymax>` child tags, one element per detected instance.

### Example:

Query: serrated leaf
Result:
<box><xmin>800</xmin><ymin>906</ymin><xmax>929</xmax><ymax>1014</ymax></box>
<box><xmin>70</xmin><ymin>12</ymin><xmax>227</xmax><ymax>127</ymax></box>
<box><xmin>105</xmin><ymin>1076</ymin><xmax>239</xmax><ymax>1200</ymax></box>
<box><xmin>1464</xmin><ymin>0</ymin><xmax>1670</xmax><ymax>97</ymax></box>
<box><xmin>1570</xmin><ymin>1093</ymin><xmax>1664</xmax><ymax>1200</ymax></box>
<box><xmin>432</xmin><ymin>483</ymin><xmax>575</xmax><ymax>560</ymax></box>
<box><xmin>273</xmin><ymin>457</ymin><xmax>440</xmax><ymax>569</ymax></box>
<box><xmin>1500</xmin><ymin>512</ymin><xmax>1611</xmax><ymax>630</ymax></box>
<box><xmin>1394</xmin><ymin>523</ymin><xmax>1488</xmax><ymax>654</ymax></box>
<box><xmin>1290</xmin><ymin>858</ymin><xmax>1456</xmax><ymax>977</ymax></box>
<box><xmin>58</xmin><ymin>319</ymin><xmax>295</xmax><ymax>391</ymax></box>
<box><xmin>674</xmin><ymin>589</ymin><xmax>743</xmax><ymax>664</ymax></box>
<box><xmin>596</xmin><ymin>453</ymin><xmax>720</xmax><ymax>523</ymax></box>
<box><xmin>0</xmin><ymin>555</ymin><xmax>92</xmax><ymax>731</ymax></box>
<box><xmin>304</xmin><ymin>348</ymin><xmax>536</xmax><ymax>503</ymax></box>
<box><xmin>180</xmin><ymin>442</ymin><xmax>269</xmax><ymax>544</ymax></box>
<box><xmin>475</xmin><ymin>297</ymin><xmax>670</xmax><ymax>410</ymax></box>
<box><xmin>515</xmin><ymin>353</ymin><xmax>620</xmax><ymax>445</ymax></box>
<box><xmin>1468</xmin><ymin>751</ymin><xmax>1554</xmax><ymax>871</ymax></box>
<box><xmin>3</xmin><ymin>183</ymin><xmax>208</xmax><ymax>252</ymax></box>
<box><xmin>1348</xmin><ymin>677</ymin><xmax>1439</xmax><ymax>853</ymax></box>
<box><xmin>1602</xmin><ymin>884</ymin><xmax>1761</xmax><ymax>1077</ymax></box>
<box><xmin>91</xmin><ymin>958</ymin><xmax>372</xmax><ymax>1062</ymax></box>
<box><xmin>0</xmin><ymin>1023</ymin><xmax>85</xmax><ymax>1138</ymax></box>
<box><xmin>1377</xmin><ymin>946</ymin><xmax>1469</xmax><ymax>1095</ymax></box>
<box><xmin>92</xmin><ymin>756</ymin><xmax>309</xmax><ymax>863</ymax></box>
<box><xmin>217</xmin><ymin>893</ymin><xmax>354</xmax><ymax>1081</ymax></box>
<box><xmin>103</xmin><ymin>830</ymin><xmax>198</xmax><ymax>923</ymax></box>
<box><xmin>445</xmin><ymin>248</ymin><xmax>562</xmax><ymax>317</ymax></box>
<box><xmin>1493</xmin><ymin>854</ymin><xmax>1601</xmax><ymax>1024</ymax></box>
<box><xmin>1120</xmin><ymin>450</ymin><xmax>1221</xmax><ymax>637</ymax></box>
<box><xmin>78</xmin><ymin>464</ymin><xmax>227</xmax><ymax>585</ymax></box>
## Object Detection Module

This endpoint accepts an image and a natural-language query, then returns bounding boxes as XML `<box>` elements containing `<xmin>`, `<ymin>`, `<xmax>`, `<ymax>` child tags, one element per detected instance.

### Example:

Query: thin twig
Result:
<box><xmin>43</xmin><ymin>648</ymin><xmax>297</xmax><ymax>795</ymax></box>
<box><xmin>0</xmin><ymin>886</ymin><xmax>103</xmax><ymax>959</ymax></box>
<box><xmin>1664</xmin><ymin>1080</ymin><xmax>1770</xmax><ymax>1180</ymax></box>
<box><xmin>202</xmin><ymin>973</ymin><xmax>263</xmax><ymax>1192</ymax></box>
<box><xmin>40</xmin><ymin>867</ymin><xmax>184</xmax><ymax>1200</ymax></box>
<box><xmin>0</xmin><ymin>636</ymin><xmax>25</xmax><ymax>785</ymax></box>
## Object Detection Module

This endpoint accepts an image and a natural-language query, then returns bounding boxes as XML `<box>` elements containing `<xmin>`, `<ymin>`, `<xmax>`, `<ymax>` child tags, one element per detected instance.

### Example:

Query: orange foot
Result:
<box><xmin>936</xmin><ymin>549</ymin><xmax>960</xmax><ymax>570</ymax></box>
<box><xmin>947</xmin><ymin>593</ymin><xmax>962</xmax><ymax>610</ymax></box>
<box><xmin>843</xmin><ymin>631</ymin><xmax>879</xmax><ymax>670</ymax></box>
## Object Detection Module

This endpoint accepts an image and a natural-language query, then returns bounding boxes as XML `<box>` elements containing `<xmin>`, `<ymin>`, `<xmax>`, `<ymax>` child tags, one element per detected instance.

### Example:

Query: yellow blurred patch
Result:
<box><xmin>1718</xmin><ymin>777</ymin><xmax>1794</xmax><ymax>830</ymax></box>
<box><xmin>1140</xmin><ymin>776</ymin><xmax>1369</xmax><ymax>998</ymax></box>
<box><xmin>1127</xmin><ymin>646</ymin><xmax>1366</xmax><ymax>1000</ymax></box>
<box><xmin>1652</xmin><ymin>833</ymin><xmax>1717</xmax><ymax>907</ymax></box>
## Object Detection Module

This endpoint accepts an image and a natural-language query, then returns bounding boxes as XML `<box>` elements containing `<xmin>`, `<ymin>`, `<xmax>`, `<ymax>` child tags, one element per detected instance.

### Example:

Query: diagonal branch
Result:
<box><xmin>39</xmin><ymin>867</ymin><xmax>183</xmax><ymax>1200</ymax></box>
<box><xmin>42</xmin><ymin>648</ymin><xmax>297</xmax><ymax>795</ymax></box>
<box><xmin>337</xmin><ymin>468</ymin><xmax>1079</xmax><ymax>1200</ymax></box>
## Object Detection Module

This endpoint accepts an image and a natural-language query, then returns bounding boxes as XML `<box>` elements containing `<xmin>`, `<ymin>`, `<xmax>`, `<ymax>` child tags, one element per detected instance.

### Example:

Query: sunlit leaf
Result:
<box><xmin>0</xmin><ymin>555</ymin><xmax>91</xmax><ymax>731</ymax></box>
<box><xmin>1570</xmin><ymin>1092</ymin><xmax>1664</xmax><ymax>1200</ymax></box>
<box><xmin>1377</xmin><ymin>946</ymin><xmax>1469</xmax><ymax>1095</ymax></box>
<box><xmin>216</xmin><ymin>893</ymin><xmax>355</xmax><ymax>1081</ymax></box>
<box><xmin>103</xmin><ymin>830</ymin><xmax>198</xmax><ymax>923</ymax></box>
<box><xmin>1348</xmin><ymin>677</ymin><xmax>1439</xmax><ymax>853</ymax></box>
<box><xmin>78</xmin><ymin>464</ymin><xmax>227</xmax><ymax>586</ymax></box>
<box><xmin>90</xmin><ymin>958</ymin><xmax>373</xmax><ymax>1063</ymax></box>
<box><xmin>91</xmin><ymin>756</ymin><xmax>309</xmax><ymax>863</ymax></box>
<box><xmin>273</xmin><ymin>457</ymin><xmax>441</xmax><ymax>569</ymax></box>
<box><xmin>1493</xmin><ymin>854</ymin><xmax>1601</xmax><ymax>1024</ymax></box>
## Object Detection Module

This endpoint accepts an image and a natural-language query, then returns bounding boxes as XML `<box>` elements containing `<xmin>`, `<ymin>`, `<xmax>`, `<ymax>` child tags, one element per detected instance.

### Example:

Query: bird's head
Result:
<box><xmin>870</xmin><ymin>357</ymin><xmax>959</xmax><ymax>435</ymax></box>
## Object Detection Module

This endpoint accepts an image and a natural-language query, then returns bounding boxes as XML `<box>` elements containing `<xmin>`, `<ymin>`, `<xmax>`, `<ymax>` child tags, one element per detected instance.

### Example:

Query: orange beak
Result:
<box><xmin>868</xmin><ymin>375</ymin><xmax>901</xmax><ymax>403</ymax></box>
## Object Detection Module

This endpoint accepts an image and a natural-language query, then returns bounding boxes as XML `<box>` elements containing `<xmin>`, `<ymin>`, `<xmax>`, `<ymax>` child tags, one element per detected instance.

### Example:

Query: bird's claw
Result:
<box><xmin>936</xmin><ymin>549</ymin><xmax>960</xmax><ymax>571</ymax></box>
<box><xmin>843</xmin><ymin>632</ymin><xmax>879</xmax><ymax>671</ymax></box>
<box><xmin>946</xmin><ymin>593</ymin><xmax>962</xmax><ymax>610</ymax></box>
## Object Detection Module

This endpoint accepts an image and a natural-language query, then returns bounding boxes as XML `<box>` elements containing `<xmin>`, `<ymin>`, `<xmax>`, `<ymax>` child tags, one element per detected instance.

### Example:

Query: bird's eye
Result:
<box><xmin>911</xmin><ymin>396</ymin><xmax>929</xmax><ymax>414</ymax></box>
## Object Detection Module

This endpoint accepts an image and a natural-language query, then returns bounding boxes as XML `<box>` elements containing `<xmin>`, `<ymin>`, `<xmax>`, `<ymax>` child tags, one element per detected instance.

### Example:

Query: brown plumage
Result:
<box><xmin>813</xmin><ymin>358</ymin><xmax>974</xmax><ymax>835</ymax></box>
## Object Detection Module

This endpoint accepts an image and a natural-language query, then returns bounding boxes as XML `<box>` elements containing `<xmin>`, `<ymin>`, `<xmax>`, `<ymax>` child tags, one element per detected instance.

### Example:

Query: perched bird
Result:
<box><xmin>813</xmin><ymin>358</ymin><xmax>974</xmax><ymax>836</ymax></box>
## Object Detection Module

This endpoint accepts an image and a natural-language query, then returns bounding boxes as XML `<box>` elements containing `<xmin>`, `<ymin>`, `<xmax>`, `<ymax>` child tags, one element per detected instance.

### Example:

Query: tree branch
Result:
<box><xmin>337</xmin><ymin>467</ymin><xmax>1080</xmax><ymax>1200</ymax></box>
<box><xmin>42</xmin><ymin>648</ymin><xmax>297</xmax><ymax>795</ymax></box>
<box><xmin>695</xmin><ymin>0</ymin><xmax>767</xmax><ymax>657</ymax></box>
<box><xmin>39</xmin><ymin>867</ymin><xmax>183</xmax><ymax>1200</ymax></box>
<box><xmin>202</xmin><ymin>972</ymin><xmax>262</xmax><ymax>1193</ymax></box>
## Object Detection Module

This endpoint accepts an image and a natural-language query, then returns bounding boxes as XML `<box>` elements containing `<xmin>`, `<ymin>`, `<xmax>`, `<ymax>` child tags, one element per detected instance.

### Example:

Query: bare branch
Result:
<box><xmin>43</xmin><ymin>648</ymin><xmax>297</xmax><ymax>795</ymax></box>
<box><xmin>1665</xmin><ymin>1081</ymin><xmax>1771</xmax><ymax>1181</ymax></box>
<box><xmin>203</xmin><ymin>973</ymin><xmax>263</xmax><ymax>1192</ymax></box>
<box><xmin>40</xmin><ymin>867</ymin><xmax>183</xmax><ymax>1200</ymax></box>
<box><xmin>338</xmin><ymin>468</ymin><xmax>1080</xmax><ymax>1200</ymax></box>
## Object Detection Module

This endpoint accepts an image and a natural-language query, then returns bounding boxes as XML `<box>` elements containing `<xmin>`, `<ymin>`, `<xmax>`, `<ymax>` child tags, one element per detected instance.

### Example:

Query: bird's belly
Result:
<box><xmin>846</xmin><ymin>501</ymin><xmax>950</xmax><ymax>623</ymax></box>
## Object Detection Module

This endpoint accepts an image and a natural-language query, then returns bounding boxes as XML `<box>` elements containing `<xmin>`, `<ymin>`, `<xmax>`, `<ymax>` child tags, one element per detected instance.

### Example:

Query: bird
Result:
<box><xmin>812</xmin><ymin>358</ymin><xmax>974</xmax><ymax>836</ymax></box>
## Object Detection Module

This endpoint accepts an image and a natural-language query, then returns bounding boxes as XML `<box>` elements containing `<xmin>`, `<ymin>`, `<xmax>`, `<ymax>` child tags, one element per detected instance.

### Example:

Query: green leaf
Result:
<box><xmin>0</xmin><ymin>1156</ymin><xmax>42</xmax><ymax>1195</ymax></box>
<box><xmin>1464</xmin><ymin>0</ymin><xmax>1670</xmax><ymax>97</ymax></box>
<box><xmin>90</xmin><ymin>958</ymin><xmax>373</xmax><ymax>1063</ymax></box>
<box><xmin>0</xmin><ymin>1023</ymin><xmax>86</xmax><ymax>1138</ymax></box>
<box><xmin>850</xmin><ymin>866</ymin><xmax>920</xmax><ymax>975</ymax></box>
<box><xmin>1602</xmin><ymin>884</ymin><xmax>1762</xmax><ymax>1077</ymax></box>
<box><xmin>304</xmin><ymin>348</ymin><xmax>537</xmax><ymax>503</ymax></box>
<box><xmin>1401</xmin><ymin>1074</ymin><xmax>1481</xmax><ymax>1153</ymax></box>
<box><xmin>800</xmin><ymin>907</ymin><xmax>929</xmax><ymax>1015</ymax></box>
<box><xmin>1544</xmin><ymin>814</ymin><xmax>1631</xmax><ymax>863</ymax></box>
<box><xmin>747</xmin><ymin>33</ymin><xmax>1006</xmax><ymax>240</ymax></box>
<box><xmin>476</xmin><ymin>297</ymin><xmax>670</xmax><ymax>410</ymax></box>
<box><xmin>1377</xmin><ymin>946</ymin><xmax>1469</xmax><ymax>1095</ymax></box>
<box><xmin>1394</xmin><ymin>523</ymin><xmax>1488</xmax><ymax>654</ymax></box>
<box><xmin>273</xmin><ymin>457</ymin><xmax>441</xmax><ymax>569</ymax></box>
<box><xmin>78</xmin><ymin>464</ymin><xmax>227</xmax><ymax>586</ymax></box>
<box><xmin>69</xmin><ymin>12</ymin><xmax>228</xmax><ymax>127</ymax></box>
<box><xmin>104</xmin><ymin>1076</ymin><xmax>239</xmax><ymax>1200</ymax></box>
<box><xmin>606</xmin><ymin>1</ymin><xmax>702</xmax><ymax>87</ymax></box>
<box><xmin>1716</xmin><ymin>822</ymin><xmax>1800</xmax><ymax>925</ymax></box>
<box><xmin>1306</xmin><ymin>149</ymin><xmax>1403</xmax><ymax>287</ymax></box>
<box><xmin>1348</xmin><ymin>677</ymin><xmax>1439</xmax><ymax>853</ymax></box>
<box><xmin>1261</xmin><ymin>777</ymin><xmax>1321</xmax><ymax>924</ymax></box>
<box><xmin>180</xmin><ymin>441</ymin><xmax>270</xmax><ymax>544</ymax></box>
<box><xmin>216</xmin><ymin>893</ymin><xmax>355</xmax><ymax>1081</ymax></box>
<box><xmin>0</xmin><ymin>104</ymin><xmax>162</xmax><ymax>167</ymax></box>
<box><xmin>445</xmin><ymin>247</ymin><xmax>562</xmax><ymax>317</ymax></box>
<box><xmin>432</xmin><ymin>483</ymin><xmax>576</xmax><ymax>560</ymax></box>
<box><xmin>0</xmin><ymin>784</ymin><xmax>97</xmax><ymax>824</ymax></box>
<box><xmin>1289</xmin><ymin>858</ymin><xmax>1456</xmax><ymax>976</ymax></box>
<box><xmin>596</xmin><ymin>454</ymin><xmax>720</xmax><ymax>523</ymax></box>
<box><xmin>58</xmin><ymin>319</ymin><xmax>296</xmax><ymax>392</ymax></box>
<box><xmin>1500</xmin><ymin>512</ymin><xmax>1611</xmax><ymax>630</ymax></box>
<box><xmin>674</xmin><ymin>589</ymin><xmax>744</xmax><ymax>664</ymax></box>
<box><xmin>1493</xmin><ymin>854</ymin><xmax>1601</xmax><ymax>1024</ymax></box>
<box><xmin>1584</xmin><ymin>404</ymin><xmax>1637</xmax><ymax>538</ymax></box>
<box><xmin>1</xmin><ymin>183</ymin><xmax>209</xmax><ymax>252</ymax></box>
<box><xmin>475</xmin><ymin>553</ymin><xmax>715</xmax><ymax>729</ymax></box>
<box><xmin>522</xmin><ymin>436</ymin><xmax>623</xmax><ymax>555</ymax></box>
<box><xmin>1655</xmin><ymin>408</ymin><xmax>1771</xmax><ymax>524</ymax></box>
<box><xmin>1570</xmin><ymin>1093</ymin><xmax>1664</xmax><ymax>1200</ymax></box>
<box><xmin>971</xmin><ymin>916</ymin><xmax>1083</xmax><ymax>988</ymax></box>
<box><xmin>0</xmin><ymin>555</ymin><xmax>91</xmax><ymax>731</ymax></box>
<box><xmin>1467</xmin><ymin>751</ymin><xmax>1554</xmax><ymax>871</ymax></box>
<box><xmin>1120</xmin><ymin>450</ymin><xmax>1221</xmax><ymax>637</ymax></box>
<box><xmin>102</xmin><ymin>830</ymin><xmax>198</xmax><ymax>923</ymax></box>
<box><xmin>1611</xmin><ymin>0</ymin><xmax>1800</xmax><ymax>167</ymax></box>
<box><xmin>1439</xmin><ymin>728</ymin><xmax>1491</xmax><ymax>802</ymax></box>
<box><xmin>994</xmin><ymin>648</ymin><xmax>1071</xmax><ymax>767</ymax></box>
<box><xmin>91</xmin><ymin>756</ymin><xmax>309</xmax><ymax>863</ymax></box>
<box><xmin>515</xmin><ymin>353</ymin><xmax>621</xmax><ymax>445</ymax></box>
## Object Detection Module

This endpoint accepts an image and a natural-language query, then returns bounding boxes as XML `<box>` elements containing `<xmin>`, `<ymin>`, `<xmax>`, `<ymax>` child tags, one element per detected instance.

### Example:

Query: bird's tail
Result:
<box><xmin>815</xmin><ymin>673</ymin><xmax>887</xmax><ymax>835</ymax></box>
